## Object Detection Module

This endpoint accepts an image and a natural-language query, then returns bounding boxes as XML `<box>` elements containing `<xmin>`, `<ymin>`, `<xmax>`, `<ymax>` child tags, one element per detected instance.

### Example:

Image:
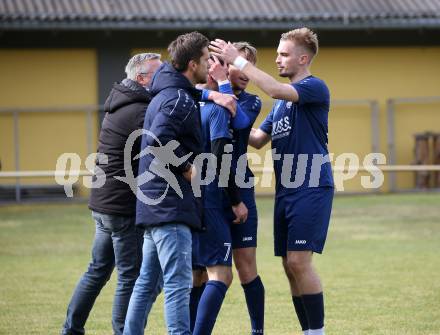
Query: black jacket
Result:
<box><xmin>136</xmin><ymin>62</ymin><xmax>203</xmax><ymax>229</ymax></box>
<box><xmin>88</xmin><ymin>79</ymin><xmax>151</xmax><ymax>216</ymax></box>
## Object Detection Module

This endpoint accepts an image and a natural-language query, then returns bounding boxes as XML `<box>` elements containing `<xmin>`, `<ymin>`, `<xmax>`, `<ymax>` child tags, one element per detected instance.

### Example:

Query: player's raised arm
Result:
<box><xmin>210</xmin><ymin>39</ymin><xmax>299</xmax><ymax>102</ymax></box>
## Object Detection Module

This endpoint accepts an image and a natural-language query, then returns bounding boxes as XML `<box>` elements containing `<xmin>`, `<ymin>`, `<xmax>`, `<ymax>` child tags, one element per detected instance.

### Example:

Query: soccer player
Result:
<box><xmin>223</xmin><ymin>42</ymin><xmax>266</xmax><ymax>335</ymax></box>
<box><xmin>191</xmin><ymin>56</ymin><xmax>249</xmax><ymax>335</ymax></box>
<box><xmin>192</xmin><ymin>44</ymin><xmax>266</xmax><ymax>334</ymax></box>
<box><xmin>211</xmin><ymin>28</ymin><xmax>334</xmax><ymax>335</ymax></box>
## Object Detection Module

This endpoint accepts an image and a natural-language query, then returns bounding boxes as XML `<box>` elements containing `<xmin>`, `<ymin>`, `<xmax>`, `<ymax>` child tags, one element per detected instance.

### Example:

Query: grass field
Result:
<box><xmin>0</xmin><ymin>193</ymin><xmax>440</xmax><ymax>335</ymax></box>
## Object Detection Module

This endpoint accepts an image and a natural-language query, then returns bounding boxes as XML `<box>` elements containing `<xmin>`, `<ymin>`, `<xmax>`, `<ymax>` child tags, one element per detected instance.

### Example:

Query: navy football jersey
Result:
<box><xmin>230</xmin><ymin>91</ymin><xmax>262</xmax><ymax>205</ymax></box>
<box><xmin>259</xmin><ymin>76</ymin><xmax>334</xmax><ymax>197</ymax></box>
<box><xmin>200</xmin><ymin>101</ymin><xmax>232</xmax><ymax>208</ymax></box>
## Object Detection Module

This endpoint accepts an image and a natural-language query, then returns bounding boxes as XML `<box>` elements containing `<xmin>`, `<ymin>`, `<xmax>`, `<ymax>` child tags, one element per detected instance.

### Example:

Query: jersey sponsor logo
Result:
<box><xmin>295</xmin><ymin>239</ymin><xmax>307</xmax><ymax>245</ymax></box>
<box><xmin>242</xmin><ymin>236</ymin><xmax>253</xmax><ymax>242</ymax></box>
<box><xmin>272</xmin><ymin>116</ymin><xmax>291</xmax><ymax>136</ymax></box>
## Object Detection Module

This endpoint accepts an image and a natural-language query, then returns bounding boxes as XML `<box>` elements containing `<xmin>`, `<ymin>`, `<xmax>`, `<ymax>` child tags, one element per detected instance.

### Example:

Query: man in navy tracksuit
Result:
<box><xmin>123</xmin><ymin>32</ymin><xmax>211</xmax><ymax>335</ymax></box>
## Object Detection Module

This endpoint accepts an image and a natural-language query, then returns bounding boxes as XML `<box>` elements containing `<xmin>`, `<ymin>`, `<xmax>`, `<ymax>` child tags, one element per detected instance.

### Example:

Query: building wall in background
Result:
<box><xmin>0</xmin><ymin>49</ymin><xmax>97</xmax><ymax>196</ymax></box>
<box><xmin>311</xmin><ymin>47</ymin><xmax>440</xmax><ymax>192</ymax></box>
<box><xmin>1</xmin><ymin>46</ymin><xmax>439</xmax><ymax>197</ymax></box>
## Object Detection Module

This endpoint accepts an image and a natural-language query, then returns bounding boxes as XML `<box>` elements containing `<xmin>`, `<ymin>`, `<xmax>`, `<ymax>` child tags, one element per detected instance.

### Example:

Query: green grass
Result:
<box><xmin>1</xmin><ymin>193</ymin><xmax>440</xmax><ymax>334</ymax></box>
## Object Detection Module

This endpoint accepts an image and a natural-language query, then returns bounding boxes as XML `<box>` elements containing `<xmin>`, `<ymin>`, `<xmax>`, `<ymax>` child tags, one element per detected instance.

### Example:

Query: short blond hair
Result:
<box><xmin>280</xmin><ymin>27</ymin><xmax>319</xmax><ymax>59</ymax></box>
<box><xmin>233</xmin><ymin>41</ymin><xmax>257</xmax><ymax>64</ymax></box>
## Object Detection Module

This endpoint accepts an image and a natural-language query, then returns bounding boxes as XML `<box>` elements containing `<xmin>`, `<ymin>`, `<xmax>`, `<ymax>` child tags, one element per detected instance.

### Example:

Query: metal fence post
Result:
<box><xmin>387</xmin><ymin>99</ymin><xmax>397</xmax><ymax>192</ymax></box>
<box><xmin>370</xmin><ymin>100</ymin><xmax>380</xmax><ymax>153</ymax></box>
<box><xmin>13</xmin><ymin>111</ymin><xmax>21</xmax><ymax>202</ymax></box>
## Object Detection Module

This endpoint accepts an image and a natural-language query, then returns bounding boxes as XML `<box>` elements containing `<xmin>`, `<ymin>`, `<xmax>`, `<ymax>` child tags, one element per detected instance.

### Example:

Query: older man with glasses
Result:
<box><xmin>61</xmin><ymin>53</ymin><xmax>162</xmax><ymax>335</ymax></box>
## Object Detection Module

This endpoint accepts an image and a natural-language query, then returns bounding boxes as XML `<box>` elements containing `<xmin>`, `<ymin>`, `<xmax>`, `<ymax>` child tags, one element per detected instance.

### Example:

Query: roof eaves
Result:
<box><xmin>1</xmin><ymin>17</ymin><xmax>440</xmax><ymax>30</ymax></box>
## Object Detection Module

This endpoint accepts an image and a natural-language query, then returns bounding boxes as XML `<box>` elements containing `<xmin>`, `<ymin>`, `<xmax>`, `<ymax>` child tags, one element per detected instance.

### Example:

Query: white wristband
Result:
<box><xmin>233</xmin><ymin>56</ymin><xmax>248</xmax><ymax>71</ymax></box>
<box><xmin>217</xmin><ymin>79</ymin><xmax>230</xmax><ymax>86</ymax></box>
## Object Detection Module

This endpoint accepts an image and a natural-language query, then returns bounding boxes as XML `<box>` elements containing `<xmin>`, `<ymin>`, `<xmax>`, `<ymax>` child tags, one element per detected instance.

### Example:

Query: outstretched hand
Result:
<box><xmin>209</xmin><ymin>39</ymin><xmax>240</xmax><ymax>65</ymax></box>
<box><xmin>209</xmin><ymin>55</ymin><xmax>228</xmax><ymax>82</ymax></box>
<box><xmin>209</xmin><ymin>91</ymin><xmax>237</xmax><ymax>117</ymax></box>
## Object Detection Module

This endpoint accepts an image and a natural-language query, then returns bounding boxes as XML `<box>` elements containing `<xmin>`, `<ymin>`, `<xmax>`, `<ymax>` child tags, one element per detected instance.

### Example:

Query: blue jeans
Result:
<box><xmin>61</xmin><ymin>211</ymin><xmax>144</xmax><ymax>335</ymax></box>
<box><xmin>123</xmin><ymin>223</ymin><xmax>192</xmax><ymax>335</ymax></box>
